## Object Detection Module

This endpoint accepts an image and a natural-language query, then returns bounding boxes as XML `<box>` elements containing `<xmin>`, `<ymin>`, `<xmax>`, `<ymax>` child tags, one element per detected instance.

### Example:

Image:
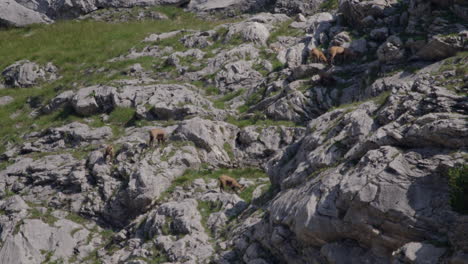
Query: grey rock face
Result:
<box><xmin>225</xmin><ymin>22</ymin><xmax>270</xmax><ymax>46</ymax></box>
<box><xmin>0</xmin><ymin>96</ymin><xmax>14</xmax><ymax>106</ymax></box>
<box><xmin>0</xmin><ymin>0</ymin><xmax>51</xmax><ymax>26</ymax></box>
<box><xmin>215</xmin><ymin>60</ymin><xmax>264</xmax><ymax>94</ymax></box>
<box><xmin>1</xmin><ymin>61</ymin><xmax>58</xmax><ymax>88</ymax></box>
<box><xmin>377</xmin><ymin>35</ymin><xmax>405</xmax><ymax>63</ymax></box>
<box><xmin>0</xmin><ymin>219</ymin><xmax>89</xmax><ymax>264</ymax></box>
<box><xmin>393</xmin><ymin>242</ymin><xmax>447</xmax><ymax>264</ymax></box>
<box><xmin>414</xmin><ymin>32</ymin><xmax>467</xmax><ymax>61</ymax></box>
<box><xmin>63</xmin><ymin>83</ymin><xmax>221</xmax><ymax>120</ymax></box>
<box><xmin>173</xmin><ymin>117</ymin><xmax>239</xmax><ymax>165</ymax></box>
<box><xmin>22</xmin><ymin>122</ymin><xmax>112</xmax><ymax>152</ymax></box>
<box><xmin>274</xmin><ymin>0</ymin><xmax>325</xmax><ymax>16</ymax></box>
<box><xmin>339</xmin><ymin>0</ymin><xmax>398</xmax><ymax>27</ymax></box>
<box><xmin>0</xmin><ymin>0</ymin><xmax>187</xmax><ymax>26</ymax></box>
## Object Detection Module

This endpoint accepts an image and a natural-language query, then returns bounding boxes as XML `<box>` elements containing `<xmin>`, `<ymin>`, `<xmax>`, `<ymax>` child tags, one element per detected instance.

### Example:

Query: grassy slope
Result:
<box><xmin>0</xmin><ymin>7</ymin><xmax>232</xmax><ymax>154</ymax></box>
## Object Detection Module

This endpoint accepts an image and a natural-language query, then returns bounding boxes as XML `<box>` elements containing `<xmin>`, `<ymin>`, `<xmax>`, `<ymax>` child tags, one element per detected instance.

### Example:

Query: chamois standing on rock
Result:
<box><xmin>310</xmin><ymin>48</ymin><xmax>328</xmax><ymax>64</ymax></box>
<box><xmin>219</xmin><ymin>175</ymin><xmax>245</xmax><ymax>194</ymax></box>
<box><xmin>103</xmin><ymin>145</ymin><xmax>114</xmax><ymax>164</ymax></box>
<box><xmin>328</xmin><ymin>46</ymin><xmax>355</xmax><ymax>65</ymax></box>
<box><xmin>148</xmin><ymin>128</ymin><xmax>166</xmax><ymax>147</ymax></box>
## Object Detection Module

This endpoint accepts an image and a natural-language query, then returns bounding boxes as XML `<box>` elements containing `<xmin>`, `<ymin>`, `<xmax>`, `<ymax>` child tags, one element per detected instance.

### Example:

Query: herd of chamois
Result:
<box><xmin>100</xmin><ymin>44</ymin><xmax>348</xmax><ymax>195</ymax></box>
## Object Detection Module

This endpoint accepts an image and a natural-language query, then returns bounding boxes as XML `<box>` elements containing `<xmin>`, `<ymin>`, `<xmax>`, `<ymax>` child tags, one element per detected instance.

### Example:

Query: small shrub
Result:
<box><xmin>448</xmin><ymin>164</ymin><xmax>468</xmax><ymax>214</ymax></box>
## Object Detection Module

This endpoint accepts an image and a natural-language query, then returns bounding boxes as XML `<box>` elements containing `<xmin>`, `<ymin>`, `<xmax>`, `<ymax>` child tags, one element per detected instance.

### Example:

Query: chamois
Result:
<box><xmin>310</xmin><ymin>48</ymin><xmax>328</xmax><ymax>64</ymax></box>
<box><xmin>328</xmin><ymin>46</ymin><xmax>355</xmax><ymax>65</ymax></box>
<box><xmin>219</xmin><ymin>175</ymin><xmax>245</xmax><ymax>194</ymax></box>
<box><xmin>148</xmin><ymin>128</ymin><xmax>166</xmax><ymax>147</ymax></box>
<box><xmin>103</xmin><ymin>145</ymin><xmax>114</xmax><ymax>164</ymax></box>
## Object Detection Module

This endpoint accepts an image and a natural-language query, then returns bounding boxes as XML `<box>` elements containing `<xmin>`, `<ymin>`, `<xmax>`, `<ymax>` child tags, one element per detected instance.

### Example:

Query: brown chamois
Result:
<box><xmin>219</xmin><ymin>175</ymin><xmax>246</xmax><ymax>194</ymax></box>
<box><xmin>310</xmin><ymin>48</ymin><xmax>328</xmax><ymax>64</ymax></box>
<box><xmin>148</xmin><ymin>128</ymin><xmax>166</xmax><ymax>147</ymax></box>
<box><xmin>328</xmin><ymin>46</ymin><xmax>355</xmax><ymax>65</ymax></box>
<box><xmin>103</xmin><ymin>145</ymin><xmax>114</xmax><ymax>164</ymax></box>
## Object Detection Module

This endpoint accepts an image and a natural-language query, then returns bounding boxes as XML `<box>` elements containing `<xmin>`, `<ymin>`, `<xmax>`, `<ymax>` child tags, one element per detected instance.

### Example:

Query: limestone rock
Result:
<box><xmin>377</xmin><ymin>35</ymin><xmax>405</xmax><ymax>63</ymax></box>
<box><xmin>2</xmin><ymin>60</ymin><xmax>58</xmax><ymax>88</ymax></box>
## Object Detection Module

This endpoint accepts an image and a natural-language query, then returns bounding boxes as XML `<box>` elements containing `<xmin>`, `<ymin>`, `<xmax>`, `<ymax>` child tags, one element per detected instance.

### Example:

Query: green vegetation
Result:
<box><xmin>158</xmin><ymin>167</ymin><xmax>267</xmax><ymax>202</ymax></box>
<box><xmin>0</xmin><ymin>6</ymin><xmax>235</xmax><ymax>155</ymax></box>
<box><xmin>66</xmin><ymin>212</ymin><xmax>88</xmax><ymax>225</ymax></box>
<box><xmin>41</xmin><ymin>250</ymin><xmax>64</xmax><ymax>264</ymax></box>
<box><xmin>223</xmin><ymin>143</ymin><xmax>235</xmax><ymax>160</ymax></box>
<box><xmin>320</xmin><ymin>0</ymin><xmax>339</xmax><ymax>11</ymax></box>
<box><xmin>29</xmin><ymin>207</ymin><xmax>59</xmax><ymax>226</ymax></box>
<box><xmin>108</xmin><ymin>107</ymin><xmax>136</xmax><ymax>125</ymax></box>
<box><xmin>448</xmin><ymin>164</ymin><xmax>468</xmax><ymax>214</ymax></box>
<box><xmin>268</xmin><ymin>20</ymin><xmax>302</xmax><ymax>44</ymax></box>
<box><xmin>197</xmin><ymin>200</ymin><xmax>223</xmax><ymax>236</ymax></box>
<box><xmin>213</xmin><ymin>89</ymin><xmax>245</xmax><ymax>109</ymax></box>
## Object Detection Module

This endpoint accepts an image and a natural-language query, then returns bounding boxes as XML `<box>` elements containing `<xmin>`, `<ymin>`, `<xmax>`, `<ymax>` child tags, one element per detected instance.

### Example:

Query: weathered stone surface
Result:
<box><xmin>339</xmin><ymin>0</ymin><xmax>399</xmax><ymax>27</ymax></box>
<box><xmin>22</xmin><ymin>122</ymin><xmax>112</xmax><ymax>152</ymax></box>
<box><xmin>392</xmin><ymin>242</ymin><xmax>447</xmax><ymax>264</ymax></box>
<box><xmin>0</xmin><ymin>96</ymin><xmax>14</xmax><ymax>106</ymax></box>
<box><xmin>225</xmin><ymin>22</ymin><xmax>270</xmax><ymax>46</ymax></box>
<box><xmin>377</xmin><ymin>35</ymin><xmax>405</xmax><ymax>63</ymax></box>
<box><xmin>274</xmin><ymin>0</ymin><xmax>325</xmax><ymax>16</ymax></box>
<box><xmin>215</xmin><ymin>60</ymin><xmax>264</xmax><ymax>94</ymax></box>
<box><xmin>414</xmin><ymin>32</ymin><xmax>467</xmax><ymax>61</ymax></box>
<box><xmin>1</xmin><ymin>60</ymin><xmax>58</xmax><ymax>88</ymax></box>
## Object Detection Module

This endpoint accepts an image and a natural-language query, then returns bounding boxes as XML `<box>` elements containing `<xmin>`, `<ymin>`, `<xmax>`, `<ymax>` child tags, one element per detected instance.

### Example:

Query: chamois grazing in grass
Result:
<box><xmin>103</xmin><ymin>145</ymin><xmax>115</xmax><ymax>164</ymax></box>
<box><xmin>328</xmin><ymin>46</ymin><xmax>355</xmax><ymax>65</ymax></box>
<box><xmin>310</xmin><ymin>48</ymin><xmax>328</xmax><ymax>64</ymax></box>
<box><xmin>148</xmin><ymin>128</ymin><xmax>166</xmax><ymax>147</ymax></box>
<box><xmin>219</xmin><ymin>174</ymin><xmax>245</xmax><ymax>194</ymax></box>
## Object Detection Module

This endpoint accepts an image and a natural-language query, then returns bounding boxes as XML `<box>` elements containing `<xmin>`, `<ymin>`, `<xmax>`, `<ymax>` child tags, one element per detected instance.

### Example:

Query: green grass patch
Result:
<box><xmin>158</xmin><ymin>167</ymin><xmax>267</xmax><ymax>202</ymax></box>
<box><xmin>108</xmin><ymin>106</ymin><xmax>136</xmax><ymax>125</ymax></box>
<box><xmin>268</xmin><ymin>20</ymin><xmax>303</xmax><ymax>45</ymax></box>
<box><xmin>66</xmin><ymin>212</ymin><xmax>88</xmax><ymax>225</ymax></box>
<box><xmin>197</xmin><ymin>200</ymin><xmax>223</xmax><ymax>237</ymax></box>
<box><xmin>320</xmin><ymin>0</ymin><xmax>339</xmax><ymax>10</ymax></box>
<box><xmin>223</xmin><ymin>143</ymin><xmax>235</xmax><ymax>160</ymax></box>
<box><xmin>29</xmin><ymin>207</ymin><xmax>59</xmax><ymax>226</ymax></box>
<box><xmin>0</xmin><ymin>6</ymin><xmax>236</xmax><ymax>155</ymax></box>
<box><xmin>213</xmin><ymin>89</ymin><xmax>245</xmax><ymax>109</ymax></box>
<box><xmin>448</xmin><ymin>164</ymin><xmax>468</xmax><ymax>214</ymax></box>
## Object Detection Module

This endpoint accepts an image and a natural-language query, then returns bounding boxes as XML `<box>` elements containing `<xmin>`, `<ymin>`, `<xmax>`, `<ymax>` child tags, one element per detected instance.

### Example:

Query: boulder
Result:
<box><xmin>71</xmin><ymin>85</ymin><xmax>116</xmax><ymax>116</ymax></box>
<box><xmin>23</xmin><ymin>122</ymin><xmax>112</xmax><ymax>152</ymax></box>
<box><xmin>392</xmin><ymin>242</ymin><xmax>447</xmax><ymax>264</ymax></box>
<box><xmin>339</xmin><ymin>0</ymin><xmax>399</xmax><ymax>27</ymax></box>
<box><xmin>274</xmin><ymin>0</ymin><xmax>326</xmax><ymax>16</ymax></box>
<box><xmin>377</xmin><ymin>35</ymin><xmax>405</xmax><ymax>63</ymax></box>
<box><xmin>225</xmin><ymin>22</ymin><xmax>270</xmax><ymax>46</ymax></box>
<box><xmin>0</xmin><ymin>96</ymin><xmax>13</xmax><ymax>106</ymax></box>
<box><xmin>215</xmin><ymin>60</ymin><xmax>264</xmax><ymax>94</ymax></box>
<box><xmin>414</xmin><ymin>32</ymin><xmax>467</xmax><ymax>61</ymax></box>
<box><xmin>2</xmin><ymin>61</ymin><xmax>58</xmax><ymax>88</ymax></box>
<box><xmin>370</xmin><ymin>27</ymin><xmax>389</xmax><ymax>41</ymax></box>
<box><xmin>0</xmin><ymin>1</ymin><xmax>50</xmax><ymax>27</ymax></box>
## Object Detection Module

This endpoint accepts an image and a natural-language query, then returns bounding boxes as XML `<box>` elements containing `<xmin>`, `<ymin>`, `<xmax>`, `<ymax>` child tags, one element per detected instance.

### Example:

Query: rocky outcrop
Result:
<box><xmin>21</xmin><ymin>122</ymin><xmax>112</xmax><ymax>153</ymax></box>
<box><xmin>414</xmin><ymin>32</ymin><xmax>468</xmax><ymax>61</ymax></box>
<box><xmin>274</xmin><ymin>0</ymin><xmax>325</xmax><ymax>16</ymax></box>
<box><xmin>0</xmin><ymin>0</ymin><xmax>188</xmax><ymax>26</ymax></box>
<box><xmin>1</xmin><ymin>60</ymin><xmax>58</xmax><ymax>88</ymax></box>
